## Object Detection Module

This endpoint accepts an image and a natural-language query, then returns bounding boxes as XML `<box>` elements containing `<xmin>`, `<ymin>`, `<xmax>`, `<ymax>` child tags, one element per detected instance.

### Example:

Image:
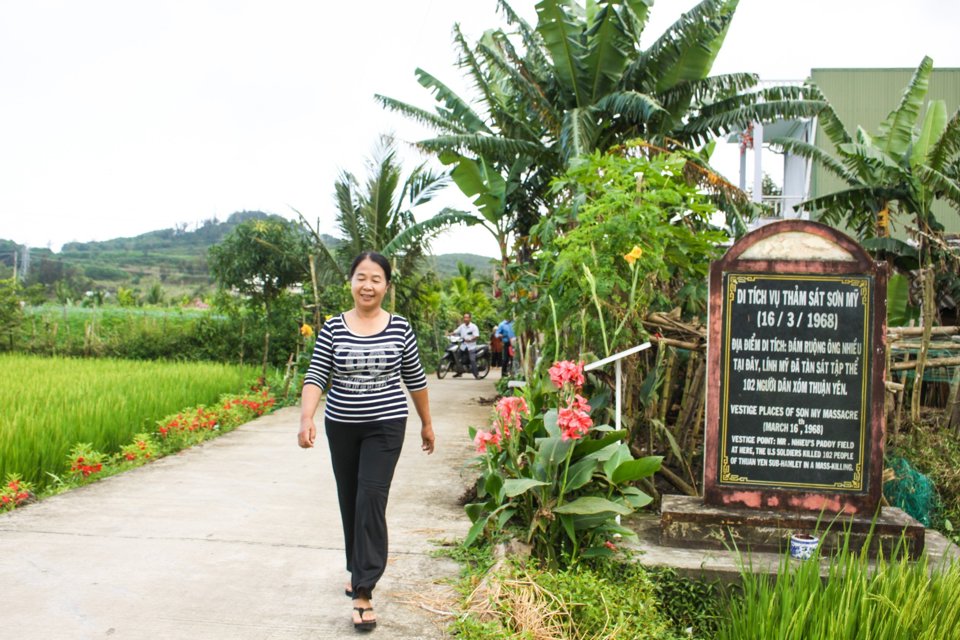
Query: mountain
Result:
<box><xmin>2</xmin><ymin>212</ymin><xmax>495</xmax><ymax>297</ymax></box>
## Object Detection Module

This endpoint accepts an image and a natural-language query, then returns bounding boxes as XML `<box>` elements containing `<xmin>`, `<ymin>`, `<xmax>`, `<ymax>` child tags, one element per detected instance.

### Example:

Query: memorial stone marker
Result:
<box><xmin>703</xmin><ymin>220</ymin><xmax>887</xmax><ymax>515</ymax></box>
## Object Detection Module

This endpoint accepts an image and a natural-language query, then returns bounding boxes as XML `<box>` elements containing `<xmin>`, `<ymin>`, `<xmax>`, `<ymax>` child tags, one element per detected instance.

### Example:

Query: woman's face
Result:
<box><xmin>350</xmin><ymin>258</ymin><xmax>388</xmax><ymax>311</ymax></box>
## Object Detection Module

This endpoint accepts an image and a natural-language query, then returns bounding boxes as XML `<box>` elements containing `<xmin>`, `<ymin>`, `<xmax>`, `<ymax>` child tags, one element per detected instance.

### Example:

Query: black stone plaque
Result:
<box><xmin>718</xmin><ymin>273</ymin><xmax>873</xmax><ymax>491</ymax></box>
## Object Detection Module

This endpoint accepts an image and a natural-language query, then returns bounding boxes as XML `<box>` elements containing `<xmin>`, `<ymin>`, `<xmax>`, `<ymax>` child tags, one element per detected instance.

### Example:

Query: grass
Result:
<box><xmin>0</xmin><ymin>353</ymin><xmax>258</xmax><ymax>491</ymax></box>
<box><xmin>716</xmin><ymin>535</ymin><xmax>960</xmax><ymax>640</ymax></box>
<box><xmin>19</xmin><ymin>304</ymin><xmax>213</xmax><ymax>356</ymax></box>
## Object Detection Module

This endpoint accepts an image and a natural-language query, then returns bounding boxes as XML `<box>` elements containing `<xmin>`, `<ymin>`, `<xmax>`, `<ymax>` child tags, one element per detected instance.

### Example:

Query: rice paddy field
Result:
<box><xmin>0</xmin><ymin>354</ymin><xmax>259</xmax><ymax>491</ymax></box>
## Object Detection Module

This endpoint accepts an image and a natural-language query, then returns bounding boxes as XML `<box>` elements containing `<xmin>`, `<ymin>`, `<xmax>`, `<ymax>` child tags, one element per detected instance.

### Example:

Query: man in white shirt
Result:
<box><xmin>450</xmin><ymin>312</ymin><xmax>480</xmax><ymax>378</ymax></box>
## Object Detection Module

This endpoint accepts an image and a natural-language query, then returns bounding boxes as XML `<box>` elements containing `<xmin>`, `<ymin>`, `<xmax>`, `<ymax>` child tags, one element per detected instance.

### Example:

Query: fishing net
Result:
<box><xmin>884</xmin><ymin>456</ymin><xmax>942</xmax><ymax>528</ymax></box>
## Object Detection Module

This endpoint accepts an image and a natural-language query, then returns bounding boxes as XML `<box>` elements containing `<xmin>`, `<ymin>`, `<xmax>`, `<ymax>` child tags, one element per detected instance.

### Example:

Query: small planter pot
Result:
<box><xmin>789</xmin><ymin>533</ymin><xmax>820</xmax><ymax>560</ymax></box>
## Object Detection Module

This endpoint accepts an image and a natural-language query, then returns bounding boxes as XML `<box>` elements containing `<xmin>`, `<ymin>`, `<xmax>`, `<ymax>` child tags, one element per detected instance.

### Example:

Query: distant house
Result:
<box><xmin>736</xmin><ymin>67</ymin><xmax>960</xmax><ymax>236</ymax></box>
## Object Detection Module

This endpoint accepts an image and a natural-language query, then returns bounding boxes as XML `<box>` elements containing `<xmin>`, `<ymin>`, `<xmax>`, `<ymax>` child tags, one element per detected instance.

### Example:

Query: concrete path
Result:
<box><xmin>0</xmin><ymin>373</ymin><xmax>499</xmax><ymax>639</ymax></box>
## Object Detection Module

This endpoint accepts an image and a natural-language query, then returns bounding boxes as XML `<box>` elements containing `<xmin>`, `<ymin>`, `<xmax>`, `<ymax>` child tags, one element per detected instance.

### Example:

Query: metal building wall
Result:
<box><xmin>810</xmin><ymin>67</ymin><xmax>960</xmax><ymax>236</ymax></box>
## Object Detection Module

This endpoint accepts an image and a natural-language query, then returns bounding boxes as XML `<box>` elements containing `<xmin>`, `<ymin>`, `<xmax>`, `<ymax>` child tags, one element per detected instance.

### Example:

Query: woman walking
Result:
<box><xmin>298</xmin><ymin>251</ymin><xmax>435</xmax><ymax>631</ymax></box>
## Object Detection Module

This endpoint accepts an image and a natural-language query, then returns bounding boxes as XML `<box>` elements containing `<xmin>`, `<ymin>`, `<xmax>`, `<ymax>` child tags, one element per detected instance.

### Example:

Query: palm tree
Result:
<box><xmin>377</xmin><ymin>0</ymin><xmax>824</xmax><ymax>257</ymax></box>
<box><xmin>300</xmin><ymin>135</ymin><xmax>474</xmax><ymax>318</ymax></box>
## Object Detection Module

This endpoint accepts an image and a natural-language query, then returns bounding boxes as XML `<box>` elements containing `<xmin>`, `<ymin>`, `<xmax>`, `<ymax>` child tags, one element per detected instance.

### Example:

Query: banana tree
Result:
<box><xmin>771</xmin><ymin>57</ymin><xmax>960</xmax><ymax>244</ymax></box>
<box><xmin>377</xmin><ymin>0</ymin><xmax>825</xmax><ymax>260</ymax></box>
<box><xmin>771</xmin><ymin>56</ymin><xmax>960</xmax><ymax>421</ymax></box>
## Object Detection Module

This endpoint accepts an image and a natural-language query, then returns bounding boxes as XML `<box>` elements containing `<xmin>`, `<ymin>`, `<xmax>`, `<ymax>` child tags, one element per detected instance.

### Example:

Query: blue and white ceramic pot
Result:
<box><xmin>789</xmin><ymin>533</ymin><xmax>820</xmax><ymax>560</ymax></box>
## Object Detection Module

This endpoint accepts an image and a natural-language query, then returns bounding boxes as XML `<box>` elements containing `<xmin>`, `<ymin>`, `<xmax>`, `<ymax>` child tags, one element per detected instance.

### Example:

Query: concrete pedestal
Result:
<box><xmin>660</xmin><ymin>495</ymin><xmax>925</xmax><ymax>558</ymax></box>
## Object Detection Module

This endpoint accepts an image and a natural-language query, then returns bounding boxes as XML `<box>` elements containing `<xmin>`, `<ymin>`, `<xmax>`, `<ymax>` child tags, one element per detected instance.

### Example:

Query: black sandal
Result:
<box><xmin>353</xmin><ymin>606</ymin><xmax>376</xmax><ymax>631</ymax></box>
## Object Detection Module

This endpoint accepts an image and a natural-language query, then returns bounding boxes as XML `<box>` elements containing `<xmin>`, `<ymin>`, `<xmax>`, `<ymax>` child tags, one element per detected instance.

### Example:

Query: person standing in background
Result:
<box><xmin>496</xmin><ymin>319</ymin><xmax>516</xmax><ymax>378</ymax></box>
<box><xmin>490</xmin><ymin>324</ymin><xmax>503</xmax><ymax>368</ymax></box>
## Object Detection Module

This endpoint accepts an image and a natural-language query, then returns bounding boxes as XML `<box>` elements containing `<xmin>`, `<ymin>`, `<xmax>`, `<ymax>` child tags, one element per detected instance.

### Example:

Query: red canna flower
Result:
<box><xmin>548</xmin><ymin>360</ymin><xmax>585</xmax><ymax>390</ymax></box>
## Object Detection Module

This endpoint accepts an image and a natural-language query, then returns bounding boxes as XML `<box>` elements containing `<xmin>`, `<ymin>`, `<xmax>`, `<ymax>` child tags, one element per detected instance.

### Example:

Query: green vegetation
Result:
<box><xmin>535</xmin><ymin>145</ymin><xmax>726</xmax><ymax>359</ymax></box>
<box><xmin>716</xmin><ymin>540</ymin><xmax>960</xmax><ymax>639</ymax></box>
<box><xmin>380</xmin><ymin>0</ymin><xmax>822</xmax><ymax>266</ymax></box>
<box><xmin>208</xmin><ymin>217</ymin><xmax>311</xmax><ymax>374</ymax></box>
<box><xmin>890</xmin><ymin>417</ymin><xmax>960</xmax><ymax>545</ymax></box>
<box><xmin>445</xmin><ymin>547</ymin><xmax>710</xmax><ymax>640</ymax></box>
<box><xmin>466</xmin><ymin>354</ymin><xmax>662</xmax><ymax>568</ymax></box>
<box><xmin>0</xmin><ymin>354</ymin><xmax>259</xmax><ymax>492</ymax></box>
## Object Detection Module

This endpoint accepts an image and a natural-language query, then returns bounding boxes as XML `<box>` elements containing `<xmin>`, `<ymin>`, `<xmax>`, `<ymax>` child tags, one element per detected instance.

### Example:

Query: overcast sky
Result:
<box><xmin>2</xmin><ymin>0</ymin><xmax>958</xmax><ymax>257</ymax></box>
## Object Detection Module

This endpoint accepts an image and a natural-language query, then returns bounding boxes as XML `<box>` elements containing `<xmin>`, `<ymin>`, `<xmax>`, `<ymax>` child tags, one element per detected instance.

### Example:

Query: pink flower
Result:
<box><xmin>548</xmin><ymin>360</ymin><xmax>585</xmax><ymax>390</ymax></box>
<box><xmin>571</xmin><ymin>394</ymin><xmax>591</xmax><ymax>413</ymax></box>
<box><xmin>604</xmin><ymin>540</ymin><xmax>617</xmax><ymax>551</ymax></box>
<box><xmin>558</xmin><ymin>405</ymin><xmax>593</xmax><ymax>441</ymax></box>
<box><xmin>473</xmin><ymin>429</ymin><xmax>502</xmax><ymax>453</ymax></box>
<box><xmin>495</xmin><ymin>396</ymin><xmax>529</xmax><ymax>437</ymax></box>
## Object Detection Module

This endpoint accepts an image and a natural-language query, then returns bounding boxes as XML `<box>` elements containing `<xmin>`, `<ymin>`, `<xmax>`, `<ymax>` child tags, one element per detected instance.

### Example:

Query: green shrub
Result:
<box><xmin>890</xmin><ymin>420</ymin><xmax>960</xmax><ymax>545</ymax></box>
<box><xmin>648</xmin><ymin>567</ymin><xmax>724</xmax><ymax>637</ymax></box>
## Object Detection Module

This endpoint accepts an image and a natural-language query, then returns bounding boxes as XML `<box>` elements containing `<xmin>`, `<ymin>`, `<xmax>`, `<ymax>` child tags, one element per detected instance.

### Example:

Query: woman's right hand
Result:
<box><xmin>298</xmin><ymin>416</ymin><xmax>316</xmax><ymax>448</ymax></box>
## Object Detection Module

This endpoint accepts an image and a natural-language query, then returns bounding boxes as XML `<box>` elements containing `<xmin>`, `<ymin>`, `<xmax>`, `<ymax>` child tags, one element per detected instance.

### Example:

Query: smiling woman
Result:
<box><xmin>298</xmin><ymin>250</ymin><xmax>436</xmax><ymax>630</ymax></box>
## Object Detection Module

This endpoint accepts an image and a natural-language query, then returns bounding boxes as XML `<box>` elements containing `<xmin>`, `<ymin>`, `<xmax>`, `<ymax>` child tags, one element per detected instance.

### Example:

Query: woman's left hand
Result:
<box><xmin>420</xmin><ymin>423</ymin><xmax>435</xmax><ymax>455</ymax></box>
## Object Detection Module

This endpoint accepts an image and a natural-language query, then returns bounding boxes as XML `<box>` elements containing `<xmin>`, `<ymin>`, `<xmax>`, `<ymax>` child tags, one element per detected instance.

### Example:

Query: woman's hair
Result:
<box><xmin>348</xmin><ymin>251</ymin><xmax>392</xmax><ymax>283</ymax></box>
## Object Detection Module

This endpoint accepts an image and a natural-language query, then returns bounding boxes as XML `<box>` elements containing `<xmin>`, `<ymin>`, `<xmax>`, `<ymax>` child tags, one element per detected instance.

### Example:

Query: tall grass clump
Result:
<box><xmin>0</xmin><ymin>354</ymin><xmax>258</xmax><ymax>491</ymax></box>
<box><xmin>716</xmin><ymin>537</ymin><xmax>960</xmax><ymax>639</ymax></box>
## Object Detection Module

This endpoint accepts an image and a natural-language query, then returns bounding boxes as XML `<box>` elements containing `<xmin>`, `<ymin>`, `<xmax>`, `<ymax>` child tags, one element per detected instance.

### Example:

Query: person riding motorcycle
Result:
<box><xmin>448</xmin><ymin>312</ymin><xmax>480</xmax><ymax>378</ymax></box>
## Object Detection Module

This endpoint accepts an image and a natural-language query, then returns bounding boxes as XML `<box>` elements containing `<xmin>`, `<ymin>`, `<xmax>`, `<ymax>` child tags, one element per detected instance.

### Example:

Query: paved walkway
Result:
<box><xmin>0</xmin><ymin>374</ymin><xmax>499</xmax><ymax>639</ymax></box>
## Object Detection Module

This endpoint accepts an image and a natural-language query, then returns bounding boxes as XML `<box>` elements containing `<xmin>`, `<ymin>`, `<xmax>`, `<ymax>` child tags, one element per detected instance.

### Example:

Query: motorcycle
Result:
<box><xmin>436</xmin><ymin>335</ymin><xmax>491</xmax><ymax>379</ymax></box>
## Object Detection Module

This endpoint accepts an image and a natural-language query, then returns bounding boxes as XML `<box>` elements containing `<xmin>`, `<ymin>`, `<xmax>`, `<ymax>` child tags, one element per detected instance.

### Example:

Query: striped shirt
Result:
<box><xmin>303</xmin><ymin>313</ymin><xmax>428</xmax><ymax>424</ymax></box>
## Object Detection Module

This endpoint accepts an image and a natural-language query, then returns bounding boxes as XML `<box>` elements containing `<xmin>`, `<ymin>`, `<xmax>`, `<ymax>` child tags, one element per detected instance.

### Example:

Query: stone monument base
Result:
<box><xmin>660</xmin><ymin>495</ymin><xmax>925</xmax><ymax>558</ymax></box>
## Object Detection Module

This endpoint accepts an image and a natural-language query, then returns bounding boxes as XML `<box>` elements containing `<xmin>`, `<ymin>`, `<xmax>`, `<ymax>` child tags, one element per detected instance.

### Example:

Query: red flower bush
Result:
<box><xmin>0</xmin><ymin>475</ymin><xmax>34</xmax><ymax>511</ymax></box>
<box><xmin>119</xmin><ymin>433</ymin><xmax>158</xmax><ymax>466</ymax></box>
<box><xmin>66</xmin><ymin>444</ymin><xmax>108</xmax><ymax>482</ymax></box>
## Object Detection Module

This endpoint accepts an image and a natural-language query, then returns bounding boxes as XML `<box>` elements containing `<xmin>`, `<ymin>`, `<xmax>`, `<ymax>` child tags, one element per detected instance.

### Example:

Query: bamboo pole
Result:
<box><xmin>890</xmin><ymin>356</ymin><xmax>960</xmax><ymax>371</ymax></box>
<box><xmin>648</xmin><ymin>335</ymin><xmax>705</xmax><ymax>351</ymax></box>
<box><xmin>911</xmin><ymin>268</ymin><xmax>935</xmax><ymax>423</ymax></box>
<box><xmin>949</xmin><ymin>374</ymin><xmax>960</xmax><ymax>435</ymax></box>
<box><xmin>888</xmin><ymin>326</ymin><xmax>959</xmax><ymax>337</ymax></box>
<box><xmin>658</xmin><ymin>347</ymin><xmax>677</xmax><ymax>426</ymax></box>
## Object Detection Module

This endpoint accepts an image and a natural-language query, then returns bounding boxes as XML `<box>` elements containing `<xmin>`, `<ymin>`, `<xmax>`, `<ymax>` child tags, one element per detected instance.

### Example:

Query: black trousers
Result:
<box><xmin>325</xmin><ymin>417</ymin><xmax>406</xmax><ymax>596</ymax></box>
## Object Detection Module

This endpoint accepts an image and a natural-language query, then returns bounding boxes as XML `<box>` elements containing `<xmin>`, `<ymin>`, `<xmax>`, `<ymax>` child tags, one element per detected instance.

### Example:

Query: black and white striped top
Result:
<box><xmin>303</xmin><ymin>313</ymin><xmax>428</xmax><ymax>424</ymax></box>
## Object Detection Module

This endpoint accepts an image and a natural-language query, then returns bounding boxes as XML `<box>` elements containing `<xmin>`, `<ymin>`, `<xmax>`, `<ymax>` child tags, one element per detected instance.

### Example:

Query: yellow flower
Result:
<box><xmin>324</xmin><ymin>314</ymin><xmax>333</xmax><ymax>321</ymax></box>
<box><xmin>300</xmin><ymin>324</ymin><xmax>314</xmax><ymax>337</ymax></box>
<box><xmin>624</xmin><ymin>245</ymin><xmax>643</xmax><ymax>265</ymax></box>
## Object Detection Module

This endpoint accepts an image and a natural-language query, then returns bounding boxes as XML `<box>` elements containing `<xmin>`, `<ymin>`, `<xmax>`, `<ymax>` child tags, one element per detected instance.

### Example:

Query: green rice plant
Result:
<box><xmin>0</xmin><ymin>354</ymin><xmax>258</xmax><ymax>492</ymax></box>
<box><xmin>716</xmin><ymin>533</ymin><xmax>960</xmax><ymax>639</ymax></box>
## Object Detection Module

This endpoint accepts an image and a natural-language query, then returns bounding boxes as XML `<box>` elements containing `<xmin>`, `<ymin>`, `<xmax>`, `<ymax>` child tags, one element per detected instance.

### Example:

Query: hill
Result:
<box><xmin>2</xmin><ymin>213</ymin><xmax>496</xmax><ymax>298</ymax></box>
<box><xmin>427</xmin><ymin>253</ymin><xmax>498</xmax><ymax>279</ymax></box>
